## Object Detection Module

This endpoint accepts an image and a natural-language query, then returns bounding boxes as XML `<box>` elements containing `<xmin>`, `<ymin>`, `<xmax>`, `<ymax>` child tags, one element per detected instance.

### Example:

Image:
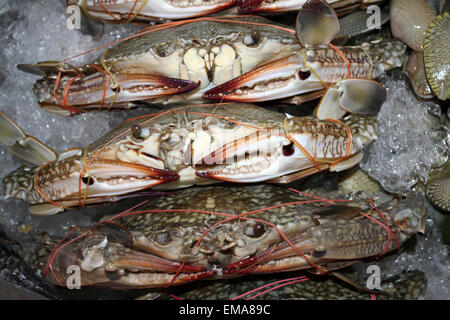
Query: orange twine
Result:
<box><xmin>328</xmin><ymin>43</ymin><xmax>351</xmax><ymax>78</ymax></box>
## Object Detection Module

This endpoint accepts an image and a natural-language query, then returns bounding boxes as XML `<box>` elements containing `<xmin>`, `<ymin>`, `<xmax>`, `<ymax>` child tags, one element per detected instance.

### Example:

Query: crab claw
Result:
<box><xmin>72</xmin><ymin>160</ymin><xmax>179</xmax><ymax>197</ymax></box>
<box><xmin>67</xmin><ymin>0</ymin><xmax>236</xmax><ymax>20</ymax></box>
<box><xmin>47</xmin><ymin>226</ymin><xmax>214</xmax><ymax>288</ymax></box>
<box><xmin>3</xmin><ymin>159</ymin><xmax>179</xmax><ymax>215</ymax></box>
<box><xmin>35</xmin><ymin>160</ymin><xmax>178</xmax><ymax>213</ymax></box>
<box><xmin>194</xmin><ymin>127</ymin><xmax>351</xmax><ymax>183</ymax></box>
<box><xmin>406</xmin><ymin>51</ymin><xmax>434</xmax><ymax>99</ymax></box>
<box><xmin>34</xmin><ymin>72</ymin><xmax>200</xmax><ymax>114</ymax></box>
<box><xmin>203</xmin><ymin>55</ymin><xmax>325</xmax><ymax>102</ymax></box>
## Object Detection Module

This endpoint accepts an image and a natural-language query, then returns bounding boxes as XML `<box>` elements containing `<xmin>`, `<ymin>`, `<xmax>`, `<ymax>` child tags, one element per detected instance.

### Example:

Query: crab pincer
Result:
<box><xmin>44</xmin><ymin>224</ymin><xmax>212</xmax><ymax>289</ymax></box>
<box><xmin>0</xmin><ymin>111</ymin><xmax>179</xmax><ymax>215</ymax></box>
<box><xmin>30</xmin><ymin>70</ymin><xmax>200</xmax><ymax>115</ymax></box>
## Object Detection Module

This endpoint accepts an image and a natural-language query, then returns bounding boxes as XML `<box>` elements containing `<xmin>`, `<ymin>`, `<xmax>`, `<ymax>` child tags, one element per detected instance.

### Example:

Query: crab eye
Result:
<box><xmin>81</xmin><ymin>176</ymin><xmax>95</xmax><ymax>185</ymax></box>
<box><xmin>132</xmin><ymin>124</ymin><xmax>142</xmax><ymax>139</ymax></box>
<box><xmin>243</xmin><ymin>30</ymin><xmax>261</xmax><ymax>47</ymax></box>
<box><xmin>245</xmin><ymin>222</ymin><xmax>266</xmax><ymax>238</ymax></box>
<box><xmin>298</xmin><ymin>70</ymin><xmax>311</xmax><ymax>80</ymax></box>
<box><xmin>154</xmin><ymin>43</ymin><xmax>175</xmax><ymax>57</ymax></box>
<box><xmin>282</xmin><ymin>142</ymin><xmax>295</xmax><ymax>156</ymax></box>
<box><xmin>155</xmin><ymin>232</ymin><xmax>172</xmax><ymax>246</ymax></box>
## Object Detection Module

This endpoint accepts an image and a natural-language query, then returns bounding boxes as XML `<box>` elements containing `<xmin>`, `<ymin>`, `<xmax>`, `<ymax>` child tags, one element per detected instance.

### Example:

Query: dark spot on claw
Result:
<box><xmin>298</xmin><ymin>70</ymin><xmax>311</xmax><ymax>80</ymax></box>
<box><xmin>105</xmin><ymin>270</ymin><xmax>122</xmax><ymax>280</ymax></box>
<box><xmin>111</xmin><ymin>86</ymin><xmax>121</xmax><ymax>93</ymax></box>
<box><xmin>282</xmin><ymin>142</ymin><xmax>295</xmax><ymax>156</ymax></box>
<box><xmin>226</xmin><ymin>122</ymin><xmax>236</xmax><ymax>129</ymax></box>
<box><xmin>313</xmin><ymin>248</ymin><xmax>326</xmax><ymax>258</ymax></box>
<box><xmin>81</xmin><ymin>176</ymin><xmax>94</xmax><ymax>185</ymax></box>
<box><xmin>155</xmin><ymin>43</ymin><xmax>175</xmax><ymax>57</ymax></box>
<box><xmin>244</xmin><ymin>30</ymin><xmax>261</xmax><ymax>47</ymax></box>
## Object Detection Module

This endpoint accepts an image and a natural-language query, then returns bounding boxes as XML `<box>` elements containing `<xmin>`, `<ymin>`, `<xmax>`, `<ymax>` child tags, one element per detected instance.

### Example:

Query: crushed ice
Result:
<box><xmin>360</xmin><ymin>73</ymin><xmax>448</xmax><ymax>194</ymax></box>
<box><xmin>355</xmin><ymin>200</ymin><xmax>450</xmax><ymax>300</ymax></box>
<box><xmin>0</xmin><ymin>0</ymin><xmax>142</xmax><ymax>239</ymax></box>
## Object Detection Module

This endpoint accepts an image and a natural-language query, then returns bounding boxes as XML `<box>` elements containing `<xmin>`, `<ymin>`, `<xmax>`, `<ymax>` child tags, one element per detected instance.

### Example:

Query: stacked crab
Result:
<box><xmin>0</xmin><ymin>0</ymin><xmax>448</xmax><ymax>300</ymax></box>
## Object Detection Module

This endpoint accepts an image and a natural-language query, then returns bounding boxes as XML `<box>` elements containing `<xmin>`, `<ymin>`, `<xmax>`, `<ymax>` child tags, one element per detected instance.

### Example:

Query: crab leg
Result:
<box><xmin>102</xmin><ymin>271</ymin><xmax>217</xmax><ymax>289</ymax></box>
<box><xmin>202</xmin><ymin>50</ymin><xmax>373</xmax><ymax>103</ymax></box>
<box><xmin>194</xmin><ymin>122</ymin><xmax>357</xmax><ymax>183</ymax></box>
<box><xmin>18</xmin><ymin>160</ymin><xmax>179</xmax><ymax>216</ymax></box>
<box><xmin>0</xmin><ymin>111</ymin><xmax>57</xmax><ymax>166</ymax></box>
<box><xmin>47</xmin><ymin>236</ymin><xmax>213</xmax><ymax>288</ymax></box>
<box><xmin>314</xmin><ymin>79</ymin><xmax>386</xmax><ymax>119</ymax></box>
<box><xmin>195</xmin><ymin>130</ymin><xmax>305</xmax><ymax>183</ymax></box>
<box><xmin>203</xmin><ymin>55</ymin><xmax>326</xmax><ymax>102</ymax></box>
<box><xmin>37</xmin><ymin>72</ymin><xmax>199</xmax><ymax>111</ymax></box>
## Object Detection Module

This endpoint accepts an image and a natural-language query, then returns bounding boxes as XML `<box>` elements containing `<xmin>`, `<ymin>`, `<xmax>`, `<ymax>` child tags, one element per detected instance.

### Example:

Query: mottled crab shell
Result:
<box><xmin>173</xmin><ymin>270</ymin><xmax>427</xmax><ymax>300</ymax></box>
